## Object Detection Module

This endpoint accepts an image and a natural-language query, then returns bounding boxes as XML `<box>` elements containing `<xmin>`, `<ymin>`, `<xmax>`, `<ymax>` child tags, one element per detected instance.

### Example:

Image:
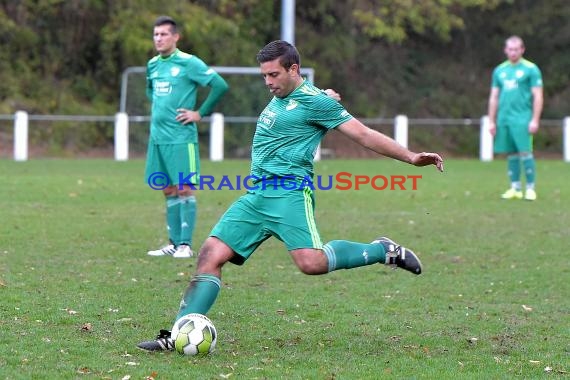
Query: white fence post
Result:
<box><xmin>210</xmin><ymin>113</ymin><xmax>224</xmax><ymax>161</ymax></box>
<box><xmin>114</xmin><ymin>112</ymin><xmax>129</xmax><ymax>161</ymax></box>
<box><xmin>394</xmin><ymin>115</ymin><xmax>408</xmax><ymax>148</ymax></box>
<box><xmin>14</xmin><ymin>110</ymin><xmax>28</xmax><ymax>161</ymax></box>
<box><xmin>562</xmin><ymin>116</ymin><xmax>570</xmax><ymax>162</ymax></box>
<box><xmin>480</xmin><ymin>115</ymin><xmax>493</xmax><ymax>162</ymax></box>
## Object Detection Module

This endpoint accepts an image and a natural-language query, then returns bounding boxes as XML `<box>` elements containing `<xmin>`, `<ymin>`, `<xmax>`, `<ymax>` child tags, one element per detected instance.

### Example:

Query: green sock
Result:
<box><xmin>179</xmin><ymin>195</ymin><xmax>196</xmax><ymax>246</ymax></box>
<box><xmin>166</xmin><ymin>196</ymin><xmax>181</xmax><ymax>245</ymax></box>
<box><xmin>521</xmin><ymin>154</ymin><xmax>535</xmax><ymax>188</ymax></box>
<box><xmin>507</xmin><ymin>155</ymin><xmax>521</xmax><ymax>189</ymax></box>
<box><xmin>175</xmin><ymin>274</ymin><xmax>221</xmax><ymax>321</ymax></box>
<box><xmin>322</xmin><ymin>240</ymin><xmax>386</xmax><ymax>272</ymax></box>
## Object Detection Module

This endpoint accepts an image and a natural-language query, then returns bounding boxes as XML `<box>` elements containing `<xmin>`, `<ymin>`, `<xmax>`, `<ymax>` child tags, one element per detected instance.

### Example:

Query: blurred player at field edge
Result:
<box><xmin>488</xmin><ymin>35</ymin><xmax>543</xmax><ymax>201</ymax></box>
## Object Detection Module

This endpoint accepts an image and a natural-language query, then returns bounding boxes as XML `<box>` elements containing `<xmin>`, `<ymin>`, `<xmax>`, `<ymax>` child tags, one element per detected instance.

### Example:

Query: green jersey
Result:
<box><xmin>146</xmin><ymin>49</ymin><xmax>217</xmax><ymax>144</ymax></box>
<box><xmin>251</xmin><ymin>80</ymin><xmax>353</xmax><ymax>180</ymax></box>
<box><xmin>491</xmin><ymin>59</ymin><xmax>543</xmax><ymax>124</ymax></box>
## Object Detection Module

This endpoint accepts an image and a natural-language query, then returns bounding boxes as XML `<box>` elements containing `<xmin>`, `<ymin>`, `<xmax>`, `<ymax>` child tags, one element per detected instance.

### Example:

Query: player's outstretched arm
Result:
<box><xmin>336</xmin><ymin>118</ymin><xmax>444</xmax><ymax>172</ymax></box>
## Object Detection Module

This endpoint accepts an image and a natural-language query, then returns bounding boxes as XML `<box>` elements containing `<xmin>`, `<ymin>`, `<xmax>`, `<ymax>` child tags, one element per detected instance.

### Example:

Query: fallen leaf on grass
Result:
<box><xmin>125</xmin><ymin>362</ymin><xmax>138</xmax><ymax>366</ymax></box>
<box><xmin>220</xmin><ymin>373</ymin><xmax>233</xmax><ymax>379</ymax></box>
<box><xmin>121</xmin><ymin>376</ymin><xmax>131</xmax><ymax>380</ymax></box>
<box><xmin>522</xmin><ymin>305</ymin><xmax>533</xmax><ymax>312</ymax></box>
<box><xmin>544</xmin><ymin>367</ymin><xmax>552</xmax><ymax>373</ymax></box>
<box><xmin>81</xmin><ymin>323</ymin><xmax>92</xmax><ymax>331</ymax></box>
<box><xmin>529</xmin><ymin>360</ymin><xmax>541</xmax><ymax>364</ymax></box>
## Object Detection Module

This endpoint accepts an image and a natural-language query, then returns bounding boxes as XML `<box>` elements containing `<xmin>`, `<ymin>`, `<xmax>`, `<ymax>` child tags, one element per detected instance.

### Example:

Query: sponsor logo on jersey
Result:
<box><xmin>258</xmin><ymin>108</ymin><xmax>276</xmax><ymax>129</ymax></box>
<box><xmin>154</xmin><ymin>80</ymin><xmax>172</xmax><ymax>96</ymax></box>
<box><xmin>171</xmin><ymin>67</ymin><xmax>180</xmax><ymax>77</ymax></box>
<box><xmin>503</xmin><ymin>79</ymin><xmax>518</xmax><ymax>90</ymax></box>
<box><xmin>515</xmin><ymin>70</ymin><xmax>524</xmax><ymax>78</ymax></box>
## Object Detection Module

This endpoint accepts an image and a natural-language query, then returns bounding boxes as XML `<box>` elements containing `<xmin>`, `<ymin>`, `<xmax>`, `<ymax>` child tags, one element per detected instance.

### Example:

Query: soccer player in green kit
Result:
<box><xmin>145</xmin><ymin>16</ymin><xmax>229</xmax><ymax>258</ymax></box>
<box><xmin>488</xmin><ymin>35</ymin><xmax>543</xmax><ymax>201</ymax></box>
<box><xmin>137</xmin><ymin>40</ymin><xmax>443</xmax><ymax>351</ymax></box>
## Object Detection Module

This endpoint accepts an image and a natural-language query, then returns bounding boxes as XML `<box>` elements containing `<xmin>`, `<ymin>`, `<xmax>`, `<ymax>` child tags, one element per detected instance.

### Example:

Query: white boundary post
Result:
<box><xmin>114</xmin><ymin>112</ymin><xmax>129</xmax><ymax>161</ymax></box>
<box><xmin>562</xmin><ymin>116</ymin><xmax>570</xmax><ymax>162</ymax></box>
<box><xmin>14</xmin><ymin>110</ymin><xmax>28</xmax><ymax>161</ymax></box>
<box><xmin>210</xmin><ymin>112</ymin><xmax>224</xmax><ymax>162</ymax></box>
<box><xmin>394</xmin><ymin>115</ymin><xmax>408</xmax><ymax>148</ymax></box>
<box><xmin>480</xmin><ymin>115</ymin><xmax>493</xmax><ymax>162</ymax></box>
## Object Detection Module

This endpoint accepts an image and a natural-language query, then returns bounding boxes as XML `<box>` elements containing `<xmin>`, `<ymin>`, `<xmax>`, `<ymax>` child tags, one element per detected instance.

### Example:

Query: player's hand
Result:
<box><xmin>176</xmin><ymin>108</ymin><xmax>202</xmax><ymax>125</ymax></box>
<box><xmin>528</xmin><ymin>120</ymin><xmax>539</xmax><ymax>134</ymax></box>
<box><xmin>489</xmin><ymin>121</ymin><xmax>496</xmax><ymax>136</ymax></box>
<box><xmin>411</xmin><ymin>152</ymin><xmax>444</xmax><ymax>172</ymax></box>
<box><xmin>323</xmin><ymin>88</ymin><xmax>341</xmax><ymax>101</ymax></box>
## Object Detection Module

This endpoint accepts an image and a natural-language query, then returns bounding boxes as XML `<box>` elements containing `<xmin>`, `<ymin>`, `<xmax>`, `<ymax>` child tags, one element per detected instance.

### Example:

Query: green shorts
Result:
<box><xmin>494</xmin><ymin>121</ymin><xmax>533</xmax><ymax>154</ymax></box>
<box><xmin>145</xmin><ymin>142</ymin><xmax>200</xmax><ymax>187</ymax></box>
<box><xmin>210</xmin><ymin>187</ymin><xmax>323</xmax><ymax>265</ymax></box>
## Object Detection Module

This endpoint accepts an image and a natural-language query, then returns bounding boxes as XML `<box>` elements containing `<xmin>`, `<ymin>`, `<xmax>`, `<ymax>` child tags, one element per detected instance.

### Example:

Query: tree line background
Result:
<box><xmin>1</xmin><ymin>0</ymin><xmax>568</xmax><ymax>157</ymax></box>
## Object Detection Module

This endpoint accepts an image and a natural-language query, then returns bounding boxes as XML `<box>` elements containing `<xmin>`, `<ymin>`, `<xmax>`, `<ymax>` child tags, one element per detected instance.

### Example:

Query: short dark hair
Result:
<box><xmin>256</xmin><ymin>40</ymin><xmax>300</xmax><ymax>70</ymax></box>
<box><xmin>154</xmin><ymin>15</ymin><xmax>177</xmax><ymax>33</ymax></box>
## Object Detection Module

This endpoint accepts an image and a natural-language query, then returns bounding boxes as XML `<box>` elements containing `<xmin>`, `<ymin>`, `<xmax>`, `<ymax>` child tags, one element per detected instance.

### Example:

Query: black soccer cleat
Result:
<box><xmin>373</xmin><ymin>237</ymin><xmax>423</xmax><ymax>275</ymax></box>
<box><xmin>137</xmin><ymin>329</ymin><xmax>174</xmax><ymax>352</ymax></box>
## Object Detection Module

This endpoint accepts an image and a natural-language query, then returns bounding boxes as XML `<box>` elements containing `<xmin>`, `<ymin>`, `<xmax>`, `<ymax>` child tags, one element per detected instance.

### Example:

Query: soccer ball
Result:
<box><xmin>171</xmin><ymin>313</ymin><xmax>217</xmax><ymax>356</ymax></box>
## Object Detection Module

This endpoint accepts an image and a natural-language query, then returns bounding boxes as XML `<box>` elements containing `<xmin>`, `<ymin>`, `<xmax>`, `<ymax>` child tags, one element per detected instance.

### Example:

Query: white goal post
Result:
<box><xmin>117</xmin><ymin>66</ymin><xmax>317</xmax><ymax>161</ymax></box>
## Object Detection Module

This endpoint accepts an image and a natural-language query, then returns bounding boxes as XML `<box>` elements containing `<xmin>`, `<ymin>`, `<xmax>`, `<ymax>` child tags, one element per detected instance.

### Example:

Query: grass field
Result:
<box><xmin>0</xmin><ymin>158</ymin><xmax>568</xmax><ymax>379</ymax></box>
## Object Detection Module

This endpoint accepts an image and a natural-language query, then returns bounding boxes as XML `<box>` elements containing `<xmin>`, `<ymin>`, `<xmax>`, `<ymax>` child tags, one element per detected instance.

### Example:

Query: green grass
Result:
<box><xmin>0</xmin><ymin>158</ymin><xmax>568</xmax><ymax>379</ymax></box>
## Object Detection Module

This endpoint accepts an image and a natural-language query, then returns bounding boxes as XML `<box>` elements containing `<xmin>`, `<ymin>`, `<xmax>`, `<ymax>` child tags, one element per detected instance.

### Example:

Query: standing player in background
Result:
<box><xmin>137</xmin><ymin>40</ymin><xmax>443</xmax><ymax>351</ymax></box>
<box><xmin>145</xmin><ymin>16</ymin><xmax>229</xmax><ymax>258</ymax></box>
<box><xmin>488</xmin><ymin>35</ymin><xmax>543</xmax><ymax>201</ymax></box>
